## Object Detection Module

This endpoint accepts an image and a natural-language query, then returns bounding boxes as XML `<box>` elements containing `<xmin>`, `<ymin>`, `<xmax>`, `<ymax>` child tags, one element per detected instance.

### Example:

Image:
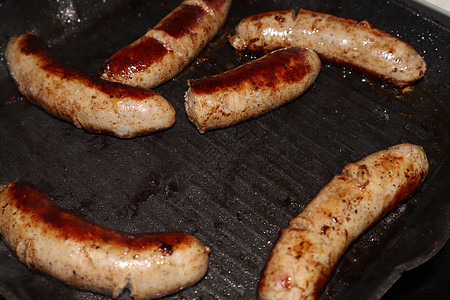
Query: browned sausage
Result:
<box><xmin>258</xmin><ymin>143</ymin><xmax>429</xmax><ymax>299</ymax></box>
<box><xmin>101</xmin><ymin>0</ymin><xmax>232</xmax><ymax>88</ymax></box>
<box><xmin>184</xmin><ymin>47</ymin><xmax>321</xmax><ymax>133</ymax></box>
<box><xmin>5</xmin><ymin>33</ymin><xmax>175</xmax><ymax>138</ymax></box>
<box><xmin>0</xmin><ymin>180</ymin><xmax>210</xmax><ymax>299</ymax></box>
<box><xmin>229</xmin><ymin>9</ymin><xmax>426</xmax><ymax>86</ymax></box>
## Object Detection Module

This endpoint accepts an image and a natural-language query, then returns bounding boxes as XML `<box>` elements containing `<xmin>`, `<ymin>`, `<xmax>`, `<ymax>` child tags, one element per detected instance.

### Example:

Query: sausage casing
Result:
<box><xmin>0</xmin><ymin>181</ymin><xmax>210</xmax><ymax>299</ymax></box>
<box><xmin>101</xmin><ymin>0</ymin><xmax>232</xmax><ymax>88</ymax></box>
<box><xmin>258</xmin><ymin>143</ymin><xmax>429</xmax><ymax>299</ymax></box>
<box><xmin>184</xmin><ymin>46</ymin><xmax>321</xmax><ymax>133</ymax></box>
<box><xmin>5</xmin><ymin>33</ymin><xmax>175</xmax><ymax>138</ymax></box>
<box><xmin>229</xmin><ymin>9</ymin><xmax>426</xmax><ymax>86</ymax></box>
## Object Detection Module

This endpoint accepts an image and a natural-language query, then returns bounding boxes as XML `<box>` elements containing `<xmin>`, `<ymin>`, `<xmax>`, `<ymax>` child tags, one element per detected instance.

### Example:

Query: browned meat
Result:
<box><xmin>5</xmin><ymin>33</ymin><xmax>175</xmax><ymax>138</ymax></box>
<box><xmin>101</xmin><ymin>0</ymin><xmax>232</xmax><ymax>88</ymax></box>
<box><xmin>229</xmin><ymin>9</ymin><xmax>426</xmax><ymax>86</ymax></box>
<box><xmin>258</xmin><ymin>143</ymin><xmax>429</xmax><ymax>299</ymax></box>
<box><xmin>0</xmin><ymin>181</ymin><xmax>210</xmax><ymax>299</ymax></box>
<box><xmin>184</xmin><ymin>46</ymin><xmax>321</xmax><ymax>133</ymax></box>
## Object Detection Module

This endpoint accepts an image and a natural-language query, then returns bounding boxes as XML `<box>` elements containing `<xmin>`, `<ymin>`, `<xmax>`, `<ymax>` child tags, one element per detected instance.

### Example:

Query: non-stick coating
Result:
<box><xmin>0</xmin><ymin>0</ymin><xmax>448</xmax><ymax>299</ymax></box>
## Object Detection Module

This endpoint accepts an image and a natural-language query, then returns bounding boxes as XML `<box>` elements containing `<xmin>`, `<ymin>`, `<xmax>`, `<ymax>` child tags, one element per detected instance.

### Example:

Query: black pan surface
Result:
<box><xmin>0</xmin><ymin>0</ymin><xmax>448</xmax><ymax>299</ymax></box>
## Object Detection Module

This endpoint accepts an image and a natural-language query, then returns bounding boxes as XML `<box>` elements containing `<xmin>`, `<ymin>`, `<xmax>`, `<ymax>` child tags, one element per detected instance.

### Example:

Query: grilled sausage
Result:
<box><xmin>0</xmin><ymin>180</ymin><xmax>210</xmax><ymax>299</ymax></box>
<box><xmin>101</xmin><ymin>0</ymin><xmax>232</xmax><ymax>88</ymax></box>
<box><xmin>184</xmin><ymin>46</ymin><xmax>321</xmax><ymax>133</ymax></box>
<box><xmin>258</xmin><ymin>143</ymin><xmax>429</xmax><ymax>299</ymax></box>
<box><xmin>5</xmin><ymin>33</ymin><xmax>175</xmax><ymax>138</ymax></box>
<box><xmin>228</xmin><ymin>9</ymin><xmax>426</xmax><ymax>87</ymax></box>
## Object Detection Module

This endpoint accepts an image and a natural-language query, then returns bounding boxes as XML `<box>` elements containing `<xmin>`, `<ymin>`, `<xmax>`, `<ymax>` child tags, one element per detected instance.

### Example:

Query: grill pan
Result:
<box><xmin>0</xmin><ymin>0</ymin><xmax>449</xmax><ymax>299</ymax></box>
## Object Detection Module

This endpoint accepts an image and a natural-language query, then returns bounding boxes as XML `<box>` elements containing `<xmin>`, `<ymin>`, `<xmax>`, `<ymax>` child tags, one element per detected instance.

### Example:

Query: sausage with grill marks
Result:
<box><xmin>0</xmin><ymin>181</ymin><xmax>210</xmax><ymax>299</ymax></box>
<box><xmin>228</xmin><ymin>9</ymin><xmax>426</xmax><ymax>86</ymax></box>
<box><xmin>101</xmin><ymin>0</ymin><xmax>232</xmax><ymax>88</ymax></box>
<box><xmin>184</xmin><ymin>46</ymin><xmax>321</xmax><ymax>133</ymax></box>
<box><xmin>258</xmin><ymin>143</ymin><xmax>429</xmax><ymax>299</ymax></box>
<box><xmin>5</xmin><ymin>33</ymin><xmax>175</xmax><ymax>138</ymax></box>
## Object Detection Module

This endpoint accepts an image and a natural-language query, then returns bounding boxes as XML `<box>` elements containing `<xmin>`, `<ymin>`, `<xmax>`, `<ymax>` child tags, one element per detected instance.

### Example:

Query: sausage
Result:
<box><xmin>258</xmin><ymin>143</ymin><xmax>429</xmax><ymax>299</ymax></box>
<box><xmin>184</xmin><ymin>46</ymin><xmax>321</xmax><ymax>133</ymax></box>
<box><xmin>5</xmin><ymin>33</ymin><xmax>175</xmax><ymax>138</ymax></box>
<box><xmin>0</xmin><ymin>180</ymin><xmax>210</xmax><ymax>299</ymax></box>
<box><xmin>101</xmin><ymin>0</ymin><xmax>232</xmax><ymax>88</ymax></box>
<box><xmin>228</xmin><ymin>9</ymin><xmax>426</xmax><ymax>87</ymax></box>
